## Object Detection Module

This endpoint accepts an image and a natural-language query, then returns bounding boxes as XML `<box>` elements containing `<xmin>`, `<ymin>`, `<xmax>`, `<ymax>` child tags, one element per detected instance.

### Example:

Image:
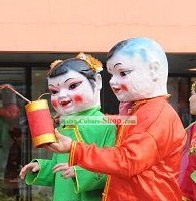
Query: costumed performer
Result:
<box><xmin>43</xmin><ymin>37</ymin><xmax>186</xmax><ymax>201</ymax></box>
<box><xmin>19</xmin><ymin>54</ymin><xmax>116</xmax><ymax>201</ymax></box>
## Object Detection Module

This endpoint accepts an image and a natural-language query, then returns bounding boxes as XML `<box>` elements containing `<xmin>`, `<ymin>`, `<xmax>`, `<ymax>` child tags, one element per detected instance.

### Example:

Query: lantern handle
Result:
<box><xmin>38</xmin><ymin>93</ymin><xmax>50</xmax><ymax>100</ymax></box>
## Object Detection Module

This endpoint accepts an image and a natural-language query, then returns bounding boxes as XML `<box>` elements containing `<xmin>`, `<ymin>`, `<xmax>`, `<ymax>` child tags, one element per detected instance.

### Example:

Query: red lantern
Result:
<box><xmin>25</xmin><ymin>99</ymin><xmax>56</xmax><ymax>148</ymax></box>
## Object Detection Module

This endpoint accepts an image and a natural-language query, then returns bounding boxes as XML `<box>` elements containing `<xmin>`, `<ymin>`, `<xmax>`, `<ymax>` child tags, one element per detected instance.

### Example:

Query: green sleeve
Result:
<box><xmin>25</xmin><ymin>154</ymin><xmax>57</xmax><ymax>187</ymax></box>
<box><xmin>74</xmin><ymin>166</ymin><xmax>106</xmax><ymax>193</ymax></box>
<box><xmin>73</xmin><ymin>124</ymin><xmax>116</xmax><ymax>193</ymax></box>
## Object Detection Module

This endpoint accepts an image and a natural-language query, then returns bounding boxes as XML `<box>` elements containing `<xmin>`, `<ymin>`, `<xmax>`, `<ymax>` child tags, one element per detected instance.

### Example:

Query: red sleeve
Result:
<box><xmin>69</xmin><ymin>129</ymin><xmax>159</xmax><ymax>178</ymax></box>
<box><xmin>69</xmin><ymin>99</ymin><xmax>185</xmax><ymax>179</ymax></box>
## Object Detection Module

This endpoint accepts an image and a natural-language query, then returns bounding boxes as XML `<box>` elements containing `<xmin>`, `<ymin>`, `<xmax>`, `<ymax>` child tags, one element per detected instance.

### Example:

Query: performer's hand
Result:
<box><xmin>19</xmin><ymin>162</ymin><xmax>40</xmax><ymax>180</ymax></box>
<box><xmin>53</xmin><ymin>163</ymin><xmax>75</xmax><ymax>179</ymax></box>
<box><xmin>43</xmin><ymin>129</ymin><xmax>72</xmax><ymax>153</ymax></box>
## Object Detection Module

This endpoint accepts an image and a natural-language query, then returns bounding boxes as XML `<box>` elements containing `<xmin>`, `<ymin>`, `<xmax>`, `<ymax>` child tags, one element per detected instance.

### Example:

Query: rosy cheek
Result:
<box><xmin>121</xmin><ymin>84</ymin><xmax>128</xmax><ymax>92</ymax></box>
<box><xmin>74</xmin><ymin>95</ymin><xmax>83</xmax><ymax>103</ymax></box>
<box><xmin>51</xmin><ymin>99</ymin><xmax>59</xmax><ymax>108</ymax></box>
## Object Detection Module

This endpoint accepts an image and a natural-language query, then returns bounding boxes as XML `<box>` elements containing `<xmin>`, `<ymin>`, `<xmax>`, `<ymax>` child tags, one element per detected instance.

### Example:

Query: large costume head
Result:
<box><xmin>107</xmin><ymin>37</ymin><xmax>168</xmax><ymax>101</ymax></box>
<box><xmin>47</xmin><ymin>53</ymin><xmax>102</xmax><ymax>115</ymax></box>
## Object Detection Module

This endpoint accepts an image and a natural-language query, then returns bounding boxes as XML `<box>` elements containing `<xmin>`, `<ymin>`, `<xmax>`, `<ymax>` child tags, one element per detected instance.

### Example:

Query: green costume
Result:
<box><xmin>25</xmin><ymin>107</ymin><xmax>116</xmax><ymax>201</ymax></box>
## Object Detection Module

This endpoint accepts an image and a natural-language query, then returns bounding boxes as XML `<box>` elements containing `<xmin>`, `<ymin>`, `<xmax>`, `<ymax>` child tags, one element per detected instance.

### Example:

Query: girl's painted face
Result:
<box><xmin>107</xmin><ymin>53</ymin><xmax>155</xmax><ymax>101</ymax></box>
<box><xmin>48</xmin><ymin>70</ymin><xmax>95</xmax><ymax>115</ymax></box>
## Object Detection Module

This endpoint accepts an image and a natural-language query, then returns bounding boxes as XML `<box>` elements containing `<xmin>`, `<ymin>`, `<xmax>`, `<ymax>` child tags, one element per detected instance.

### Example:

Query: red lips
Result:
<box><xmin>112</xmin><ymin>86</ymin><xmax>121</xmax><ymax>94</ymax></box>
<box><xmin>60</xmin><ymin>99</ymin><xmax>72</xmax><ymax>107</ymax></box>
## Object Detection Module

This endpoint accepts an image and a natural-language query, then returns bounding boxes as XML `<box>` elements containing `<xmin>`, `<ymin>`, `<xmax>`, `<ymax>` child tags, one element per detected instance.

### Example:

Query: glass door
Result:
<box><xmin>0</xmin><ymin>67</ymin><xmax>28</xmax><ymax>201</ymax></box>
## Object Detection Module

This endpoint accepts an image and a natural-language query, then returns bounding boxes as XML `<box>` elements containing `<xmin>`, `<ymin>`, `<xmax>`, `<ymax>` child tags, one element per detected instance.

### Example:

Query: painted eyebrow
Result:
<box><xmin>64</xmin><ymin>78</ymin><xmax>74</xmax><ymax>83</ymax></box>
<box><xmin>48</xmin><ymin>78</ymin><xmax>74</xmax><ymax>87</ymax></box>
<box><xmin>113</xmin><ymin>63</ymin><xmax>122</xmax><ymax>68</ymax></box>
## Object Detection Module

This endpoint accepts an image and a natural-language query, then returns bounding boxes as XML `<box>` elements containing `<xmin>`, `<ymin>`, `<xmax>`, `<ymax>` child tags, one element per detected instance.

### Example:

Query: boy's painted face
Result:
<box><xmin>48</xmin><ymin>70</ymin><xmax>95</xmax><ymax>115</ymax></box>
<box><xmin>107</xmin><ymin>53</ymin><xmax>155</xmax><ymax>101</ymax></box>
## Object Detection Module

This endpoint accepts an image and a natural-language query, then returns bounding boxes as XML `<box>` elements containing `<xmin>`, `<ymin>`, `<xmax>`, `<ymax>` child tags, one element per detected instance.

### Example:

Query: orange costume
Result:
<box><xmin>69</xmin><ymin>96</ymin><xmax>186</xmax><ymax>201</ymax></box>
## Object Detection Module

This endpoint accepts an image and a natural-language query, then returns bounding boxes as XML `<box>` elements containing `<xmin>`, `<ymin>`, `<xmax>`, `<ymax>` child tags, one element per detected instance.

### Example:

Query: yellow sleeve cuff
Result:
<box><xmin>69</xmin><ymin>141</ymin><xmax>77</xmax><ymax>166</ymax></box>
